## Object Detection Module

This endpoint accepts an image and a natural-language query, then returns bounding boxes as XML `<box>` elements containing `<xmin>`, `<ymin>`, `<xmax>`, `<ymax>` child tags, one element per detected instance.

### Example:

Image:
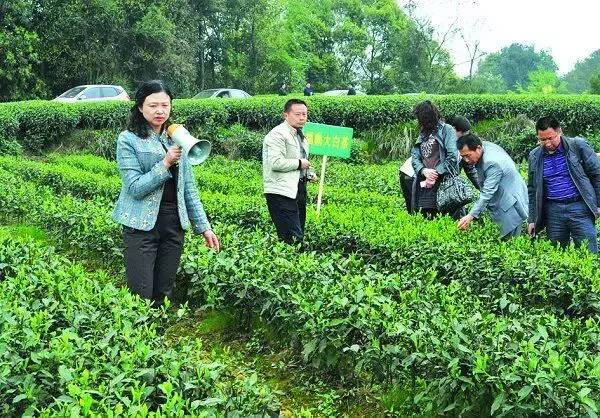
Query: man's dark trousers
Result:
<box><xmin>265</xmin><ymin>180</ymin><xmax>307</xmax><ymax>243</ymax></box>
<box><xmin>545</xmin><ymin>199</ymin><xmax>598</xmax><ymax>253</ymax></box>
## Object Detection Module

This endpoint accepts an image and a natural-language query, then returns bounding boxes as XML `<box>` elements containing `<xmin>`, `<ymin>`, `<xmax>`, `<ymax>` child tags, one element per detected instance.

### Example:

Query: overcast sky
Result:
<box><xmin>398</xmin><ymin>0</ymin><xmax>600</xmax><ymax>76</ymax></box>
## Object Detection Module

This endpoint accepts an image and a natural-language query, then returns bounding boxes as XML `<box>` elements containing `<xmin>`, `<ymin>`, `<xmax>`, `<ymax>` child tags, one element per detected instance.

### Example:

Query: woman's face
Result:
<box><xmin>140</xmin><ymin>92</ymin><xmax>171</xmax><ymax>133</ymax></box>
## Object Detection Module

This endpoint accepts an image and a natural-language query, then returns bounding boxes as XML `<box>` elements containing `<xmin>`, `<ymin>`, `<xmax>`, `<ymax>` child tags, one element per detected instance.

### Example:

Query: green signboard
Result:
<box><xmin>304</xmin><ymin>122</ymin><xmax>353</xmax><ymax>158</ymax></box>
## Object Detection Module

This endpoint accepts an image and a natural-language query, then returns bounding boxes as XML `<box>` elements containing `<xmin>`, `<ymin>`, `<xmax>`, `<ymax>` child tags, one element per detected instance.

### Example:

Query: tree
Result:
<box><xmin>128</xmin><ymin>2</ymin><xmax>198</xmax><ymax>97</ymax></box>
<box><xmin>517</xmin><ymin>70</ymin><xmax>567</xmax><ymax>94</ymax></box>
<box><xmin>401</xmin><ymin>0</ymin><xmax>459</xmax><ymax>92</ymax></box>
<box><xmin>562</xmin><ymin>49</ymin><xmax>600</xmax><ymax>93</ymax></box>
<box><xmin>359</xmin><ymin>0</ymin><xmax>412</xmax><ymax>93</ymax></box>
<box><xmin>331</xmin><ymin>0</ymin><xmax>367</xmax><ymax>88</ymax></box>
<box><xmin>32</xmin><ymin>0</ymin><xmax>128</xmax><ymax>96</ymax></box>
<box><xmin>590</xmin><ymin>71</ymin><xmax>600</xmax><ymax>94</ymax></box>
<box><xmin>0</xmin><ymin>0</ymin><xmax>460</xmax><ymax>99</ymax></box>
<box><xmin>31</xmin><ymin>0</ymin><xmax>199</xmax><ymax>97</ymax></box>
<box><xmin>0</xmin><ymin>0</ymin><xmax>45</xmax><ymax>101</ymax></box>
<box><xmin>465</xmin><ymin>73</ymin><xmax>507</xmax><ymax>94</ymax></box>
<box><xmin>475</xmin><ymin>43</ymin><xmax>558</xmax><ymax>91</ymax></box>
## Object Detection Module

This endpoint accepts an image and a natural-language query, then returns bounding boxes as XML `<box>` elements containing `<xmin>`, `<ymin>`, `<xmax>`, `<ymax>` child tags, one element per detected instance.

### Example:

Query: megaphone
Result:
<box><xmin>166</xmin><ymin>124</ymin><xmax>212</xmax><ymax>165</ymax></box>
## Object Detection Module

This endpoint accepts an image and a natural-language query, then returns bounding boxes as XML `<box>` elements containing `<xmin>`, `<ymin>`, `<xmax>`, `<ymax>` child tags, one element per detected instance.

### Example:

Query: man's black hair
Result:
<box><xmin>448</xmin><ymin>116</ymin><xmax>471</xmax><ymax>133</ymax></box>
<box><xmin>284</xmin><ymin>98</ymin><xmax>307</xmax><ymax>112</ymax></box>
<box><xmin>535</xmin><ymin>116</ymin><xmax>561</xmax><ymax>132</ymax></box>
<box><xmin>457</xmin><ymin>133</ymin><xmax>482</xmax><ymax>151</ymax></box>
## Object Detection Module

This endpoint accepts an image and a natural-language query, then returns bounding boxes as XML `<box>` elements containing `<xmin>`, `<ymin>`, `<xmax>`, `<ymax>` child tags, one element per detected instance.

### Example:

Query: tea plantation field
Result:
<box><xmin>1</xmin><ymin>153</ymin><xmax>599</xmax><ymax>417</ymax></box>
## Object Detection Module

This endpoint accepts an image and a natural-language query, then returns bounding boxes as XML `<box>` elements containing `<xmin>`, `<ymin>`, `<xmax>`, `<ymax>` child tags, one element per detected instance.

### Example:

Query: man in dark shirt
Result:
<box><xmin>278</xmin><ymin>83</ymin><xmax>288</xmax><ymax>96</ymax></box>
<box><xmin>448</xmin><ymin>116</ymin><xmax>480</xmax><ymax>189</ymax></box>
<box><xmin>527</xmin><ymin>116</ymin><xmax>600</xmax><ymax>252</ymax></box>
<box><xmin>303</xmin><ymin>82</ymin><xmax>313</xmax><ymax>96</ymax></box>
<box><xmin>347</xmin><ymin>85</ymin><xmax>356</xmax><ymax>95</ymax></box>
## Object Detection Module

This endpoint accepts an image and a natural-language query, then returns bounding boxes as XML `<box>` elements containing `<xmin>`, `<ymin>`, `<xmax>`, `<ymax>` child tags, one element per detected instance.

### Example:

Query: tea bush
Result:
<box><xmin>0</xmin><ymin>105</ymin><xmax>22</xmax><ymax>155</ymax></box>
<box><xmin>13</xmin><ymin>101</ymin><xmax>79</xmax><ymax>152</ymax></box>
<box><xmin>5</xmin><ymin>156</ymin><xmax>598</xmax><ymax>321</ymax></box>
<box><xmin>4</xmin><ymin>94</ymin><xmax>600</xmax><ymax>156</ymax></box>
<box><xmin>61</xmin><ymin>129</ymin><xmax>120</xmax><ymax>160</ymax></box>
<box><xmin>473</xmin><ymin>115</ymin><xmax>538</xmax><ymax>163</ymax></box>
<box><xmin>2</xmin><ymin>155</ymin><xmax>600</xmax><ymax>416</ymax></box>
<box><xmin>0</xmin><ymin>236</ymin><xmax>281</xmax><ymax>416</ymax></box>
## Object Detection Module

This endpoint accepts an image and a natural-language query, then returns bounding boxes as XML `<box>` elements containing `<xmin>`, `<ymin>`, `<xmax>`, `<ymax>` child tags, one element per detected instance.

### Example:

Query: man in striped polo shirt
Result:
<box><xmin>527</xmin><ymin>116</ymin><xmax>600</xmax><ymax>253</ymax></box>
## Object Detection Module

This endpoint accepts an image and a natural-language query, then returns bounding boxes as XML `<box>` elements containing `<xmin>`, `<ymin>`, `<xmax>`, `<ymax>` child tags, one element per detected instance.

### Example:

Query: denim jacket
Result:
<box><xmin>411</xmin><ymin>122</ymin><xmax>460</xmax><ymax>177</ymax></box>
<box><xmin>112</xmin><ymin>130</ymin><xmax>211</xmax><ymax>234</ymax></box>
<box><xmin>409</xmin><ymin>122</ymin><xmax>460</xmax><ymax>212</ymax></box>
<box><xmin>527</xmin><ymin>136</ymin><xmax>600</xmax><ymax>230</ymax></box>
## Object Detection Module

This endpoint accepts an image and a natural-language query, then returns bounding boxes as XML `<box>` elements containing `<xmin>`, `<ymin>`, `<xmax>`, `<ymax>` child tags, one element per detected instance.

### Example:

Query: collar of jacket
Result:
<box><xmin>534</xmin><ymin>136</ymin><xmax>571</xmax><ymax>159</ymax></box>
<box><xmin>147</xmin><ymin>130</ymin><xmax>171</xmax><ymax>147</ymax></box>
<box><xmin>476</xmin><ymin>142</ymin><xmax>488</xmax><ymax>167</ymax></box>
<box><xmin>415</xmin><ymin>121</ymin><xmax>445</xmax><ymax>144</ymax></box>
<box><xmin>283</xmin><ymin>120</ymin><xmax>301</xmax><ymax>137</ymax></box>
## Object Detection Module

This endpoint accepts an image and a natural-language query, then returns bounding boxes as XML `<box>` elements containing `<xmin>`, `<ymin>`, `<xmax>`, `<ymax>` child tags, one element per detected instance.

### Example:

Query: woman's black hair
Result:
<box><xmin>413</xmin><ymin>100</ymin><xmax>442</xmax><ymax>138</ymax></box>
<box><xmin>127</xmin><ymin>80</ymin><xmax>173</xmax><ymax>138</ymax></box>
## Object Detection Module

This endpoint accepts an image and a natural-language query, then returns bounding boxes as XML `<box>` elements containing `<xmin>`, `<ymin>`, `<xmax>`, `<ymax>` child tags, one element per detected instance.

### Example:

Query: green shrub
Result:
<box><xmin>357</xmin><ymin>121</ymin><xmax>418</xmax><ymax>162</ymax></box>
<box><xmin>2</xmin><ymin>156</ymin><xmax>600</xmax><ymax>417</ymax></box>
<box><xmin>46</xmin><ymin>153</ymin><xmax>117</xmax><ymax>176</ymax></box>
<box><xmin>172</xmin><ymin>99</ymin><xmax>229</xmax><ymax>129</ymax></box>
<box><xmin>212</xmin><ymin>123</ymin><xmax>263</xmax><ymax>160</ymax></box>
<box><xmin>585</xmin><ymin>132</ymin><xmax>600</xmax><ymax>151</ymax></box>
<box><xmin>0</xmin><ymin>105</ymin><xmax>21</xmax><ymax>155</ymax></box>
<box><xmin>473</xmin><ymin>115</ymin><xmax>537</xmax><ymax>162</ymax></box>
<box><xmin>15</xmin><ymin>101</ymin><xmax>80</xmax><ymax>153</ymax></box>
<box><xmin>73</xmin><ymin>100</ymin><xmax>130</xmax><ymax>130</ymax></box>
<box><xmin>59</xmin><ymin>129</ymin><xmax>119</xmax><ymax>160</ymax></box>
<box><xmin>6</xmin><ymin>95</ymin><xmax>600</xmax><ymax>156</ymax></box>
<box><xmin>0</xmin><ymin>236</ymin><xmax>281</xmax><ymax>416</ymax></box>
<box><xmin>0</xmin><ymin>136</ymin><xmax>23</xmax><ymax>155</ymax></box>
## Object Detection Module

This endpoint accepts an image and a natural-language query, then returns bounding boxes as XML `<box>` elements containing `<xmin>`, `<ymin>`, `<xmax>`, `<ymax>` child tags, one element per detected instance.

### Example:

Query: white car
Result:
<box><xmin>322</xmin><ymin>89</ymin><xmax>367</xmax><ymax>96</ymax></box>
<box><xmin>54</xmin><ymin>85</ymin><xmax>130</xmax><ymax>103</ymax></box>
<box><xmin>193</xmin><ymin>88</ymin><xmax>251</xmax><ymax>99</ymax></box>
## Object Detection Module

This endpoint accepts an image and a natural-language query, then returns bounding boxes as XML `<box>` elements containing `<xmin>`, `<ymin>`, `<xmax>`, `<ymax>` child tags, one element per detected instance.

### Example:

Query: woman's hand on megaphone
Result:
<box><xmin>163</xmin><ymin>146</ymin><xmax>182</xmax><ymax>168</ymax></box>
<box><xmin>202</xmin><ymin>229</ymin><xmax>220</xmax><ymax>252</ymax></box>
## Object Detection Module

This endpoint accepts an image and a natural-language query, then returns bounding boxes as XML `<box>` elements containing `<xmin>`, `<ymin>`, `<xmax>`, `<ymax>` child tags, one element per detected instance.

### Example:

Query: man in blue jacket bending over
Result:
<box><xmin>456</xmin><ymin>133</ymin><xmax>528</xmax><ymax>238</ymax></box>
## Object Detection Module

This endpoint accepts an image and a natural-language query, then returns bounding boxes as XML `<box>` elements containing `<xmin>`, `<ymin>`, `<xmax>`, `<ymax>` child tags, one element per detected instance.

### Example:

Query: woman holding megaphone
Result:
<box><xmin>112</xmin><ymin>80</ymin><xmax>220</xmax><ymax>306</ymax></box>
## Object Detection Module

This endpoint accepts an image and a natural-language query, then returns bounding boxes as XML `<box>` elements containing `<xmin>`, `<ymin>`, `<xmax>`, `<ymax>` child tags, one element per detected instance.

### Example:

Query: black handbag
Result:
<box><xmin>436</xmin><ymin>165</ymin><xmax>473</xmax><ymax>212</ymax></box>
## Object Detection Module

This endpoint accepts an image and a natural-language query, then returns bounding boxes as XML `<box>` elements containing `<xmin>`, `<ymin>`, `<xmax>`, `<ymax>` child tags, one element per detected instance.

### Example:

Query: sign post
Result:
<box><xmin>303</xmin><ymin>122</ymin><xmax>353</xmax><ymax>218</ymax></box>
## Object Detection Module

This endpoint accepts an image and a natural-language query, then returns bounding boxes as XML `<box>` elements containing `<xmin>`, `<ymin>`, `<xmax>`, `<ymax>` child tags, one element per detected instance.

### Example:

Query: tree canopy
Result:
<box><xmin>562</xmin><ymin>49</ymin><xmax>600</xmax><ymax>93</ymax></box>
<box><xmin>474</xmin><ymin>43</ymin><xmax>558</xmax><ymax>92</ymax></box>
<box><xmin>2</xmin><ymin>1</ymin><xmax>583</xmax><ymax>101</ymax></box>
<box><xmin>1</xmin><ymin>0</ymin><xmax>463</xmax><ymax>100</ymax></box>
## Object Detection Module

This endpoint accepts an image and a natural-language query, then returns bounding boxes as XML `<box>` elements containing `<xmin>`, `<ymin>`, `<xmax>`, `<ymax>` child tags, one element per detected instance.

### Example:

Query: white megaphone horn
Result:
<box><xmin>166</xmin><ymin>124</ymin><xmax>212</xmax><ymax>165</ymax></box>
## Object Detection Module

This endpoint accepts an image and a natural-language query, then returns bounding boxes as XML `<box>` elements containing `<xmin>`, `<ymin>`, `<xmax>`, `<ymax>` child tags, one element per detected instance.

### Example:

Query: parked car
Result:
<box><xmin>193</xmin><ymin>88</ymin><xmax>251</xmax><ymax>99</ymax></box>
<box><xmin>53</xmin><ymin>85</ymin><xmax>130</xmax><ymax>103</ymax></box>
<box><xmin>322</xmin><ymin>89</ymin><xmax>367</xmax><ymax>96</ymax></box>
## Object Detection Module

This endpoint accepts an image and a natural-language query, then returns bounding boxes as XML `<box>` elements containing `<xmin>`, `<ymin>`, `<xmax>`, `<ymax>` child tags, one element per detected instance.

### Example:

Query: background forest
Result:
<box><xmin>2</xmin><ymin>0</ymin><xmax>600</xmax><ymax>101</ymax></box>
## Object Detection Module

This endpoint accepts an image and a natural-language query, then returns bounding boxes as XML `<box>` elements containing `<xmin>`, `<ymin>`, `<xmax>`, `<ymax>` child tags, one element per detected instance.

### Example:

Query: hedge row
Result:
<box><xmin>0</xmin><ymin>235</ymin><xmax>281</xmax><ymax>416</ymax></box>
<box><xmin>0</xmin><ymin>155</ymin><xmax>399</xmax><ymax>211</ymax></box>
<box><xmin>3</xmin><ymin>94</ymin><xmax>600</xmax><ymax>153</ymax></box>
<box><xmin>184</xmin><ymin>228</ymin><xmax>600</xmax><ymax>417</ymax></box>
<box><xmin>45</xmin><ymin>153</ymin><xmax>401</xmax><ymax>197</ymax></box>
<box><xmin>4</xmin><ymin>156</ymin><xmax>599</xmax><ymax>320</ymax></box>
<box><xmin>2</xmin><ymin>163</ymin><xmax>599</xmax><ymax>416</ymax></box>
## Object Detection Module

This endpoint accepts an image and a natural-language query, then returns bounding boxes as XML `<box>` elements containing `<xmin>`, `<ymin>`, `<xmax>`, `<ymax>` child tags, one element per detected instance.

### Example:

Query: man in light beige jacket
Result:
<box><xmin>263</xmin><ymin>98</ymin><xmax>314</xmax><ymax>243</ymax></box>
